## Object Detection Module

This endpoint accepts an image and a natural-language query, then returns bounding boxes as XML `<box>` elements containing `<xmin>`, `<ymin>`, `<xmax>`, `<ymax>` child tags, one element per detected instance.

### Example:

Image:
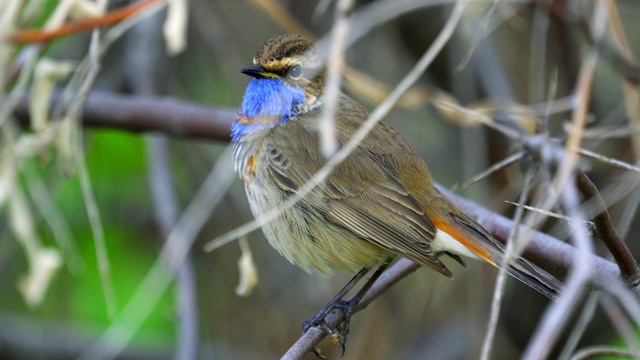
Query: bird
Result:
<box><xmin>232</xmin><ymin>34</ymin><xmax>562</xmax><ymax>351</ymax></box>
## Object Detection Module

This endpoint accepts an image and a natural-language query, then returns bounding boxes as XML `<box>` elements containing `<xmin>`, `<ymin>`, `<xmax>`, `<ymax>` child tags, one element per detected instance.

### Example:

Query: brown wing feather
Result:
<box><xmin>265</xmin><ymin>123</ymin><xmax>452</xmax><ymax>277</ymax></box>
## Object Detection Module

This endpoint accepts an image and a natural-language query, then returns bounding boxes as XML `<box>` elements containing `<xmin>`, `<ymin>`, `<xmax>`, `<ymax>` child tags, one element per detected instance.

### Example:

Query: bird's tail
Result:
<box><xmin>451</xmin><ymin>213</ymin><xmax>563</xmax><ymax>300</ymax></box>
<box><xmin>502</xmin><ymin>255</ymin><xmax>563</xmax><ymax>300</ymax></box>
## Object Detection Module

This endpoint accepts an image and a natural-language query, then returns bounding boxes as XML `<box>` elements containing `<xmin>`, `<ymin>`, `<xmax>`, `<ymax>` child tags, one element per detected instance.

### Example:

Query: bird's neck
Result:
<box><xmin>232</xmin><ymin>78</ymin><xmax>306</xmax><ymax>142</ymax></box>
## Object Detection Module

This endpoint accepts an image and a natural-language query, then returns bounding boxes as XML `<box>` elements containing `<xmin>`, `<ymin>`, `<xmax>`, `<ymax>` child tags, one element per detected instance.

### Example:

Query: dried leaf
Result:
<box><xmin>18</xmin><ymin>248</ymin><xmax>62</xmax><ymax>307</ymax></box>
<box><xmin>164</xmin><ymin>0</ymin><xmax>188</xmax><ymax>55</ymax></box>
<box><xmin>235</xmin><ymin>237</ymin><xmax>259</xmax><ymax>297</ymax></box>
<box><xmin>30</xmin><ymin>58</ymin><xmax>73</xmax><ymax>133</ymax></box>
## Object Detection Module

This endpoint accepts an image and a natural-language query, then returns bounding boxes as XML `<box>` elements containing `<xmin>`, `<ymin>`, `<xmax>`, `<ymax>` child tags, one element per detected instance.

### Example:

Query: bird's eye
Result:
<box><xmin>288</xmin><ymin>64</ymin><xmax>303</xmax><ymax>79</ymax></box>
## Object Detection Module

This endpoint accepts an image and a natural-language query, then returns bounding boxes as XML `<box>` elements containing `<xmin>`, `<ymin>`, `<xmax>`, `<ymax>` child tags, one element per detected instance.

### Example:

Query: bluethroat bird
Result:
<box><xmin>232</xmin><ymin>34</ymin><xmax>562</xmax><ymax>351</ymax></box>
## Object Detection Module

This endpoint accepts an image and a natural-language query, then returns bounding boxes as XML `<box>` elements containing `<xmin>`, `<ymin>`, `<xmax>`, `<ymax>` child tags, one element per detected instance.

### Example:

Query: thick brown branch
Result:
<box><xmin>14</xmin><ymin>90</ymin><xmax>237</xmax><ymax>141</ymax></box>
<box><xmin>576</xmin><ymin>171</ymin><xmax>640</xmax><ymax>286</ymax></box>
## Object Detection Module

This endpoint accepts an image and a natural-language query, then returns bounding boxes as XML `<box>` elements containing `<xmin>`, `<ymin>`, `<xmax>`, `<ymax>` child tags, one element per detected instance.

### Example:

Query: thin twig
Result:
<box><xmin>557</xmin><ymin>292</ymin><xmax>599</xmax><ymax>360</ymax></box>
<box><xmin>600</xmin><ymin>294</ymin><xmax>640</xmax><ymax>353</ymax></box>
<box><xmin>578</xmin><ymin>148</ymin><xmax>640</xmax><ymax>174</ymax></box>
<box><xmin>8</xmin><ymin>0</ymin><xmax>162</xmax><ymax>43</ymax></box>
<box><xmin>318</xmin><ymin>0</ymin><xmax>354</xmax><ymax>158</ymax></box>
<box><xmin>480</xmin><ymin>167</ymin><xmax>536</xmax><ymax>360</ymax></box>
<box><xmin>71</xmin><ymin>29</ymin><xmax>118</xmax><ymax>318</ymax></box>
<box><xmin>124</xmin><ymin>7</ymin><xmax>199</xmax><ymax>359</ymax></box>
<box><xmin>503</xmin><ymin>200</ymin><xmax>593</xmax><ymax>227</ymax></box>
<box><xmin>521</xmin><ymin>3</ymin><xmax>608</xmax><ymax>355</ymax></box>
<box><xmin>569</xmin><ymin>346</ymin><xmax>640</xmax><ymax>360</ymax></box>
<box><xmin>22</xmin><ymin>163</ymin><xmax>83</xmax><ymax>275</ymax></box>
<box><xmin>147</xmin><ymin>135</ymin><xmax>199</xmax><ymax>360</ymax></box>
<box><xmin>78</xmin><ymin>148</ymin><xmax>236</xmax><ymax>360</ymax></box>
<box><xmin>524</xmin><ymin>176</ymin><xmax>593</xmax><ymax>360</ymax></box>
<box><xmin>461</xmin><ymin>151</ymin><xmax>525</xmax><ymax>189</ymax></box>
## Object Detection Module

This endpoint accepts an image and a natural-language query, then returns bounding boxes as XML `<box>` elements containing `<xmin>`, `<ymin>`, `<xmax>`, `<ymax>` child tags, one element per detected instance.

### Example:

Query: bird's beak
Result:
<box><xmin>241</xmin><ymin>65</ymin><xmax>280</xmax><ymax>79</ymax></box>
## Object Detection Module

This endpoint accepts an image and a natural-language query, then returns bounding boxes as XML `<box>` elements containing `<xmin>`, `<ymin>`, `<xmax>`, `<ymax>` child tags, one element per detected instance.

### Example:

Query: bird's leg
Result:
<box><xmin>303</xmin><ymin>267</ymin><xmax>369</xmax><ymax>341</ymax></box>
<box><xmin>333</xmin><ymin>258</ymin><xmax>391</xmax><ymax>354</ymax></box>
<box><xmin>303</xmin><ymin>258</ymin><xmax>393</xmax><ymax>356</ymax></box>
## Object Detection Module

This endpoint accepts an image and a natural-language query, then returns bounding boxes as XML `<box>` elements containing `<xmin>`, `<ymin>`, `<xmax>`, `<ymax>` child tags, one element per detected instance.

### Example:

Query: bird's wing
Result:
<box><xmin>264</xmin><ymin>123</ymin><xmax>452</xmax><ymax>277</ymax></box>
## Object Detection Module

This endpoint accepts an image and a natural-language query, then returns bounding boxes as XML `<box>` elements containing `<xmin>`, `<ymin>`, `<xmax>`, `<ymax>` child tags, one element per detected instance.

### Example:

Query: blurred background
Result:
<box><xmin>1</xmin><ymin>0</ymin><xmax>639</xmax><ymax>359</ymax></box>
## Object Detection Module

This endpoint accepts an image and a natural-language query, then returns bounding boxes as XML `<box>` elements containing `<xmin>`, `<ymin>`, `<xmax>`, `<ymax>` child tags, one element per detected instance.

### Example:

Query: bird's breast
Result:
<box><xmin>232</xmin><ymin>126</ymin><xmax>267</xmax><ymax>182</ymax></box>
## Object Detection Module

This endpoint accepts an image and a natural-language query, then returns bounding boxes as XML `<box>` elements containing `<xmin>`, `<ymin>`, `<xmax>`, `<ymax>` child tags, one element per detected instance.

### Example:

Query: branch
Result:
<box><xmin>282</xmin><ymin>259</ymin><xmax>420</xmax><ymax>360</ymax></box>
<box><xmin>14</xmin><ymin>90</ymin><xmax>237</xmax><ymax>141</ymax></box>
<box><xmin>575</xmin><ymin>171</ymin><xmax>640</xmax><ymax>285</ymax></box>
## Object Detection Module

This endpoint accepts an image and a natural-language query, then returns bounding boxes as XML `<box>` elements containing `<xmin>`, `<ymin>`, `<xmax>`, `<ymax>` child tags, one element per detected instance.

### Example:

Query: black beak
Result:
<box><xmin>241</xmin><ymin>65</ymin><xmax>275</xmax><ymax>79</ymax></box>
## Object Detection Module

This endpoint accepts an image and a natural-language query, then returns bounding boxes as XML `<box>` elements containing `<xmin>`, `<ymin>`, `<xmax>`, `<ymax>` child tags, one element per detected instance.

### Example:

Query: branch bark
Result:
<box><xmin>575</xmin><ymin>171</ymin><xmax>640</xmax><ymax>286</ymax></box>
<box><xmin>14</xmin><ymin>90</ymin><xmax>237</xmax><ymax>141</ymax></box>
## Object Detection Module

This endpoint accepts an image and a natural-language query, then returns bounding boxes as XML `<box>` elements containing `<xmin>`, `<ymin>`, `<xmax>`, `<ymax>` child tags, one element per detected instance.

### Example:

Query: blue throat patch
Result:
<box><xmin>232</xmin><ymin>78</ymin><xmax>305</xmax><ymax>141</ymax></box>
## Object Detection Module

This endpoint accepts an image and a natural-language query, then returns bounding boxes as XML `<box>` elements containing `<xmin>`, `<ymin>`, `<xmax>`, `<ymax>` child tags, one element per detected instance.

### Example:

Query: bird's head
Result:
<box><xmin>234</xmin><ymin>35</ymin><xmax>325</xmax><ymax>140</ymax></box>
<box><xmin>243</xmin><ymin>34</ymin><xmax>324</xmax><ymax>106</ymax></box>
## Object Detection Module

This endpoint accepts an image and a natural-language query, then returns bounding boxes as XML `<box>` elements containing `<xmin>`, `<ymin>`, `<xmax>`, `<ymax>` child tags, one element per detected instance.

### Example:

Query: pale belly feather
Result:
<box><xmin>244</xmin><ymin>176</ymin><xmax>388</xmax><ymax>276</ymax></box>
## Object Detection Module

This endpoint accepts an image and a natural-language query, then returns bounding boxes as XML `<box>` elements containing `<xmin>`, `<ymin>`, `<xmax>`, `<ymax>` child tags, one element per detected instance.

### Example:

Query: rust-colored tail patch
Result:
<box><xmin>431</xmin><ymin>217</ymin><xmax>496</xmax><ymax>266</ymax></box>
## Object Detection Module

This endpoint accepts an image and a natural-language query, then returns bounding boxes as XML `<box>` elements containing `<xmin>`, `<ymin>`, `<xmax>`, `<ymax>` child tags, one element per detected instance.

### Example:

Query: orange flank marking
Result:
<box><xmin>9</xmin><ymin>0</ymin><xmax>161</xmax><ymax>43</ymax></box>
<box><xmin>237</xmin><ymin>114</ymin><xmax>282</xmax><ymax>126</ymax></box>
<box><xmin>236</xmin><ymin>115</ymin><xmax>252</xmax><ymax>124</ymax></box>
<box><xmin>245</xmin><ymin>155</ymin><xmax>258</xmax><ymax>178</ymax></box>
<box><xmin>431</xmin><ymin>217</ymin><xmax>496</xmax><ymax>266</ymax></box>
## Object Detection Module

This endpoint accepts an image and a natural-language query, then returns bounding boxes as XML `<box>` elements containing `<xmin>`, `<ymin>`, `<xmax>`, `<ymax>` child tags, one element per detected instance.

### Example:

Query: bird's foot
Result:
<box><xmin>303</xmin><ymin>298</ymin><xmax>360</xmax><ymax>357</ymax></box>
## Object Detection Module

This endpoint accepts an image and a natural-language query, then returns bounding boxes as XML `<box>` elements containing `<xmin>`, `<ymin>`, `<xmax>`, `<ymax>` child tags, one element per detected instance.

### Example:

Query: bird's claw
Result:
<box><xmin>302</xmin><ymin>298</ymin><xmax>360</xmax><ymax>357</ymax></box>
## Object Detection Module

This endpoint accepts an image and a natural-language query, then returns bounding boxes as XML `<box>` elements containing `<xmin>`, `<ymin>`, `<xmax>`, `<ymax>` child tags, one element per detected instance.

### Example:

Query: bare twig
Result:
<box><xmin>78</xmin><ymin>148</ymin><xmax>236</xmax><ymax>360</ymax></box>
<box><xmin>124</xmin><ymin>8</ymin><xmax>199</xmax><ymax>360</ymax></box>
<box><xmin>22</xmin><ymin>164</ymin><xmax>83</xmax><ymax>275</ymax></box>
<box><xmin>480</xmin><ymin>167</ymin><xmax>536</xmax><ymax>360</ymax></box>
<box><xmin>522</xmin><ymin>4</ymin><xmax>609</xmax><ymax>357</ymax></box>
<box><xmin>503</xmin><ymin>200</ymin><xmax>593</xmax><ymax>227</ymax></box>
<box><xmin>318</xmin><ymin>0</ymin><xmax>354</xmax><ymax>158</ymax></box>
<box><xmin>71</xmin><ymin>29</ymin><xmax>118</xmax><ymax>318</ymax></box>
<box><xmin>569</xmin><ymin>346</ymin><xmax>640</xmax><ymax>360</ymax></box>
<box><xmin>577</xmin><ymin>148</ymin><xmax>640</xmax><ymax>174</ymax></box>
<box><xmin>557</xmin><ymin>292</ymin><xmax>599</xmax><ymax>360</ymax></box>
<box><xmin>576</xmin><ymin>171</ymin><xmax>640</xmax><ymax>286</ymax></box>
<box><xmin>524</xmin><ymin>177</ymin><xmax>593</xmax><ymax>360</ymax></box>
<box><xmin>599</xmin><ymin>294</ymin><xmax>640</xmax><ymax>353</ymax></box>
<box><xmin>460</xmin><ymin>151</ymin><xmax>525</xmax><ymax>189</ymax></box>
<box><xmin>148</xmin><ymin>135</ymin><xmax>199</xmax><ymax>360</ymax></box>
<box><xmin>8</xmin><ymin>0</ymin><xmax>162</xmax><ymax>43</ymax></box>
